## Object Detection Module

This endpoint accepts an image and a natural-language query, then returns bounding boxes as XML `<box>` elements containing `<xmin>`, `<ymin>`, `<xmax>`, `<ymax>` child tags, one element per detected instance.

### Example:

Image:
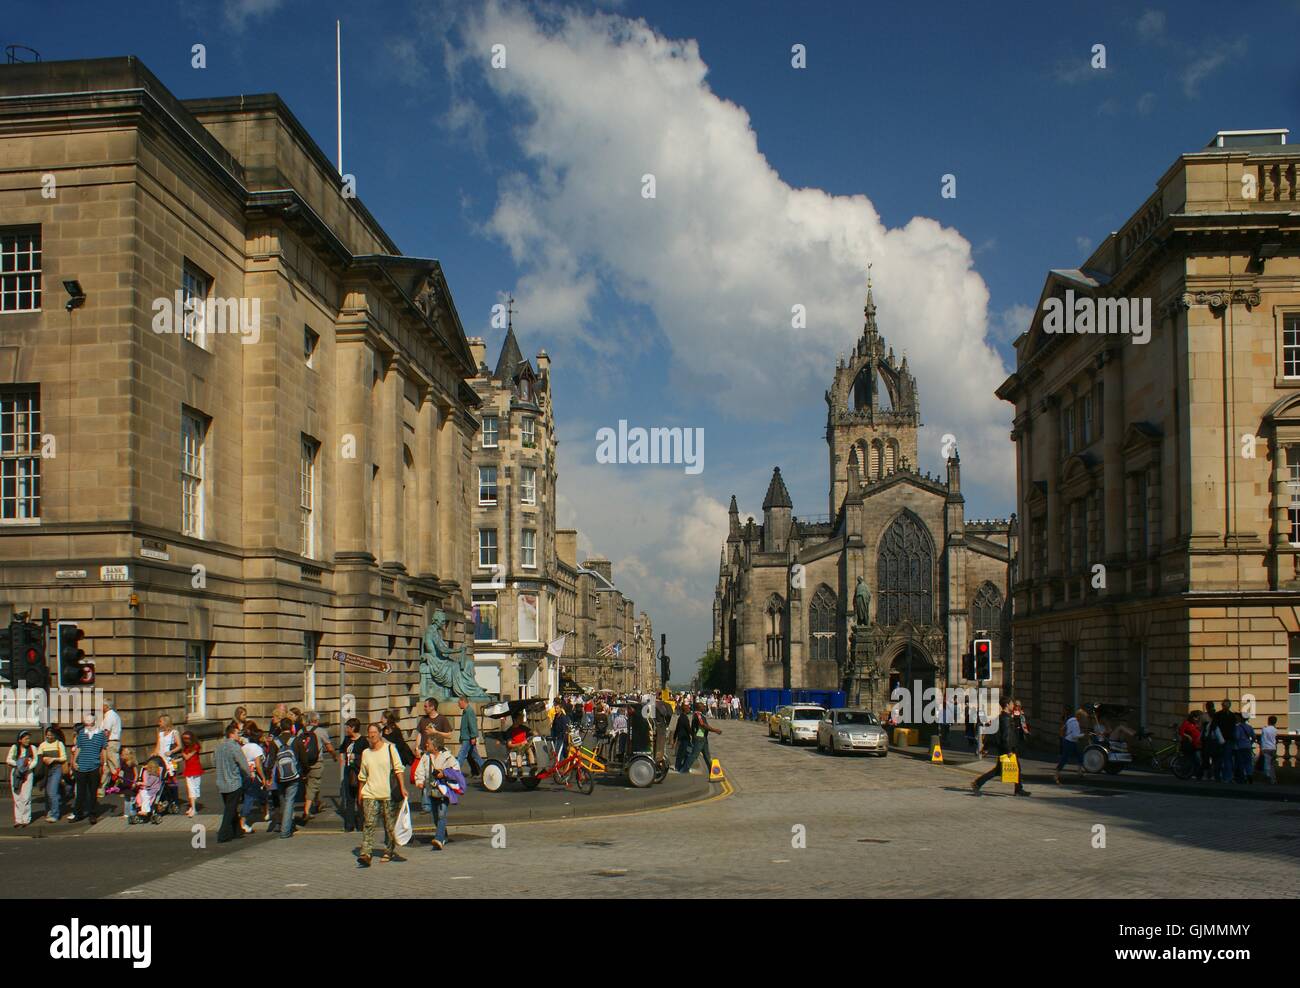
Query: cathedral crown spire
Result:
<box><xmin>863</xmin><ymin>264</ymin><xmax>878</xmax><ymax>337</ymax></box>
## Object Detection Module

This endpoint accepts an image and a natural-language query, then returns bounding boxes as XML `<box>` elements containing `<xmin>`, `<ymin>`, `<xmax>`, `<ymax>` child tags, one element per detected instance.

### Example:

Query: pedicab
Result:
<box><xmin>588</xmin><ymin>700</ymin><xmax>669</xmax><ymax>788</ymax></box>
<box><xmin>478</xmin><ymin>698</ymin><xmax>552</xmax><ymax>792</ymax></box>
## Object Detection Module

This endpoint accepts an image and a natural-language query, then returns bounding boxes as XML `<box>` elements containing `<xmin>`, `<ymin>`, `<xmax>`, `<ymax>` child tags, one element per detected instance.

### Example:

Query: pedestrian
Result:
<box><xmin>214</xmin><ymin>722</ymin><xmax>251</xmax><ymax>843</ymax></box>
<box><xmin>1212</xmin><ymin>700</ymin><xmax>1238</xmax><ymax>783</ymax></box>
<box><xmin>301</xmin><ymin>711</ymin><xmax>335</xmax><ymax>822</ymax></box>
<box><xmin>964</xmin><ymin>699</ymin><xmax>977</xmax><ymax>752</ymax></box>
<box><xmin>1260</xmin><ymin>715</ymin><xmax>1279</xmax><ymax>784</ymax></box>
<box><xmin>549</xmin><ymin>698</ymin><xmax>572</xmax><ymax>761</ymax></box>
<box><xmin>99</xmin><ymin>699</ymin><xmax>122</xmax><ymax>794</ymax></box>
<box><xmin>456</xmin><ymin>696</ymin><xmax>484</xmax><ymax>777</ymax></box>
<box><xmin>180</xmin><ymin>730</ymin><xmax>203</xmax><ymax>816</ymax></box>
<box><xmin>36</xmin><ymin>726</ymin><xmax>68</xmax><ymax>822</ymax></box>
<box><xmin>339</xmin><ymin>718</ymin><xmax>365</xmax><ymax>832</ymax></box>
<box><xmin>684</xmin><ymin>703</ymin><xmax>722</xmax><ymax>778</ymax></box>
<box><xmin>233</xmin><ymin>706</ymin><xmax>248</xmax><ymax>735</ymax></box>
<box><xmin>1054</xmin><ymin>706</ymin><xmax>1085</xmax><ymax>783</ymax></box>
<box><xmin>154</xmin><ymin>714</ymin><xmax>181</xmax><ymax>765</ymax></box>
<box><xmin>381</xmin><ymin>708</ymin><xmax>414</xmax><ymax>767</ymax></box>
<box><xmin>357</xmin><ymin>721</ymin><xmax>407</xmax><ymax>866</ymax></box>
<box><xmin>272</xmin><ymin>725</ymin><xmax>309</xmax><ymax>838</ymax></box>
<box><xmin>1178</xmin><ymin>710</ymin><xmax>1203</xmax><ymax>780</ymax></box>
<box><xmin>672</xmin><ymin>700</ymin><xmax>693</xmax><ymax>773</ymax></box>
<box><xmin>1233</xmin><ymin>715</ymin><xmax>1257</xmax><ymax>784</ymax></box>
<box><xmin>71</xmin><ymin>714</ymin><xmax>107</xmax><ymax>823</ymax></box>
<box><xmin>6</xmin><ymin>730</ymin><xmax>36</xmax><ymax>828</ymax></box>
<box><xmin>1199</xmin><ymin>701</ymin><xmax>1220</xmax><ymax>782</ymax></box>
<box><xmin>415</xmin><ymin>698</ymin><xmax>453</xmax><ymax>748</ymax></box>
<box><xmin>269</xmin><ymin>703</ymin><xmax>289</xmax><ymax>734</ymax></box>
<box><xmin>119</xmin><ymin>749</ymin><xmax>139</xmax><ymax>825</ymax></box>
<box><xmin>414</xmin><ymin>735</ymin><xmax>464</xmax><ymax>851</ymax></box>
<box><xmin>970</xmin><ymin>698</ymin><xmax>1029</xmax><ymax>797</ymax></box>
<box><xmin>239</xmin><ymin>726</ymin><xmax>267</xmax><ymax>833</ymax></box>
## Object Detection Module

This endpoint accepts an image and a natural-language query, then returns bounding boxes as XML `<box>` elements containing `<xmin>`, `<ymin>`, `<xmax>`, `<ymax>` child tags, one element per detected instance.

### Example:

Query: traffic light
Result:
<box><xmin>10</xmin><ymin>617</ymin><xmax>48</xmax><ymax>690</ymax></box>
<box><xmin>961</xmin><ymin>647</ymin><xmax>975</xmax><ymax>681</ymax></box>
<box><xmin>57</xmin><ymin>621</ymin><xmax>89</xmax><ymax>687</ymax></box>
<box><xmin>973</xmin><ymin>638</ymin><xmax>992</xmax><ymax>682</ymax></box>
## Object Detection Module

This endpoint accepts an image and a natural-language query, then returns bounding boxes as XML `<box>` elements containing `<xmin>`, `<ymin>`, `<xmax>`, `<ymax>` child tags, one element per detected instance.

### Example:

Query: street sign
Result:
<box><xmin>100</xmin><ymin>565</ymin><xmax>129</xmax><ymax>582</ymax></box>
<box><xmin>332</xmin><ymin>649</ymin><xmax>390</xmax><ymax>674</ymax></box>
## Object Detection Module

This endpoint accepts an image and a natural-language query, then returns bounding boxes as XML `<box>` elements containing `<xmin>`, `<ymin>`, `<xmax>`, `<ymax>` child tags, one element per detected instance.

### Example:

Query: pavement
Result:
<box><xmin>4</xmin><ymin>720</ymin><xmax>1298</xmax><ymax>898</ymax></box>
<box><xmin>892</xmin><ymin>736</ymin><xmax>1300</xmax><ymax>801</ymax></box>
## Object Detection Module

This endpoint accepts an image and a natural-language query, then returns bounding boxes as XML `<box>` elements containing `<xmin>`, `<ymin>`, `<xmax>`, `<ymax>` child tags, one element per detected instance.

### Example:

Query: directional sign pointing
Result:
<box><xmin>332</xmin><ymin>649</ymin><xmax>391</xmax><ymax>674</ymax></box>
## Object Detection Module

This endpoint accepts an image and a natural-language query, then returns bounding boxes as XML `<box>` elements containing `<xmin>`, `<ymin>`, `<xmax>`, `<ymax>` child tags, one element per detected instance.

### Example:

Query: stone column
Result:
<box><xmin>417</xmin><ymin>393</ymin><xmax>438</xmax><ymax>577</ymax></box>
<box><xmin>1045</xmin><ymin>397</ymin><xmax>1062</xmax><ymax>576</ymax></box>
<box><xmin>335</xmin><ymin>340</ymin><xmax>371</xmax><ymax>555</ymax></box>
<box><xmin>379</xmin><ymin>360</ymin><xmax>402</xmax><ymax>567</ymax></box>
<box><xmin>1102</xmin><ymin>352</ymin><xmax>1125</xmax><ymax>561</ymax></box>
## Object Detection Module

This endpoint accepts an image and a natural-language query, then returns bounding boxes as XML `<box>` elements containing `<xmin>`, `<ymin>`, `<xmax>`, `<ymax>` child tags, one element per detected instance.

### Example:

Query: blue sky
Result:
<box><xmin>9</xmin><ymin>0</ymin><xmax>1298</xmax><ymax>674</ymax></box>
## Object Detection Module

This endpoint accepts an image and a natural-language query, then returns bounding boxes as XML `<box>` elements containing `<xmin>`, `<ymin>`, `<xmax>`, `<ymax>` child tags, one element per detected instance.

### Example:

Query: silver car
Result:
<box><xmin>817</xmin><ymin>708</ymin><xmax>888</xmax><ymax>757</ymax></box>
<box><xmin>779</xmin><ymin>705</ymin><xmax>825</xmax><ymax>745</ymax></box>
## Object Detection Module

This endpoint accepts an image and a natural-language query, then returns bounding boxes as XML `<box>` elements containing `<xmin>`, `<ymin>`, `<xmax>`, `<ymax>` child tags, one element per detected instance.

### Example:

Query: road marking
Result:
<box><xmin>450</xmin><ymin>876</ymin><xmax>473</xmax><ymax>880</ymax></box>
<box><xmin>285</xmin><ymin>883</ymin><xmax>309</xmax><ymax>888</ymax></box>
<box><xmin>771</xmin><ymin>859</ymin><xmax>790</xmax><ymax>863</ymax></box>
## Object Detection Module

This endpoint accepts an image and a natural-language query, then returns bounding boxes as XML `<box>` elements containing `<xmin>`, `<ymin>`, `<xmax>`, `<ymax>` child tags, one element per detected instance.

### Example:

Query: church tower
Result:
<box><xmin>825</xmin><ymin>273</ymin><xmax>920</xmax><ymax>517</ymax></box>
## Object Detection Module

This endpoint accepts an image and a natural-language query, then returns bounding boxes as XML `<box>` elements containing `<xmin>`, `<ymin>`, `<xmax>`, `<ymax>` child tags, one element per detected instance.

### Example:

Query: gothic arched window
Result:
<box><xmin>972</xmin><ymin>581</ymin><xmax>1002</xmax><ymax>633</ymax></box>
<box><xmin>765</xmin><ymin>594</ymin><xmax>784</xmax><ymax>663</ymax></box>
<box><xmin>869</xmin><ymin>441</ymin><xmax>881</xmax><ymax>480</ymax></box>
<box><xmin>809</xmin><ymin>585</ymin><xmax>836</xmax><ymax>662</ymax></box>
<box><xmin>877</xmin><ymin>512</ymin><xmax>934</xmax><ymax>626</ymax></box>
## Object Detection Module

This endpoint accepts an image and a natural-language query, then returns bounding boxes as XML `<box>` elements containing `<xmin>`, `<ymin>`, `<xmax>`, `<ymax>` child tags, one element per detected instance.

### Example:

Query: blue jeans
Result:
<box><xmin>1055</xmin><ymin>739</ymin><xmax>1082</xmax><ymax>773</ymax></box>
<box><xmin>241</xmin><ymin>778</ymin><xmax>266</xmax><ymax>821</ymax></box>
<box><xmin>683</xmin><ymin>736</ymin><xmax>710</xmax><ymax>774</ymax></box>
<box><xmin>1218</xmin><ymin>743</ymin><xmax>1235</xmax><ymax>782</ymax></box>
<box><xmin>45</xmin><ymin>764</ymin><xmax>63</xmax><ymax>819</ymax></box>
<box><xmin>427</xmin><ymin>795</ymin><xmax>449</xmax><ymax>844</ymax></box>
<box><xmin>279</xmin><ymin>780</ymin><xmax>300</xmax><ymax>837</ymax></box>
<box><xmin>456</xmin><ymin>740</ymin><xmax>481</xmax><ymax>775</ymax></box>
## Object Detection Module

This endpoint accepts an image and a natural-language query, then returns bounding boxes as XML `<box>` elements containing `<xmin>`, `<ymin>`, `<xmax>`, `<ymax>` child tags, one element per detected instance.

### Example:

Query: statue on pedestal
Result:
<box><xmin>853</xmin><ymin>576</ymin><xmax>871</xmax><ymax>627</ymax></box>
<box><xmin>418</xmin><ymin>610</ymin><xmax>494</xmax><ymax>703</ymax></box>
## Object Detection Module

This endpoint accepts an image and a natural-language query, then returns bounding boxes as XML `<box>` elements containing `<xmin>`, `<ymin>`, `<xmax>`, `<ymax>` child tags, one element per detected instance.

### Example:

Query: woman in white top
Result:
<box><xmin>6</xmin><ymin>730</ymin><xmax>37</xmax><ymax>827</ymax></box>
<box><xmin>155</xmin><ymin>715</ymin><xmax>181</xmax><ymax>768</ymax></box>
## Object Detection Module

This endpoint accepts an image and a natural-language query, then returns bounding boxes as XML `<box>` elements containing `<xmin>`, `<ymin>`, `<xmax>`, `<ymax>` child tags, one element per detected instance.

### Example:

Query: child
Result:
<box><xmin>180</xmin><ymin>731</ymin><xmax>203</xmax><ymax>816</ymax></box>
<box><xmin>119</xmin><ymin>749</ymin><xmax>140</xmax><ymax>824</ymax></box>
<box><xmin>137</xmin><ymin>756</ymin><xmax>165</xmax><ymax>823</ymax></box>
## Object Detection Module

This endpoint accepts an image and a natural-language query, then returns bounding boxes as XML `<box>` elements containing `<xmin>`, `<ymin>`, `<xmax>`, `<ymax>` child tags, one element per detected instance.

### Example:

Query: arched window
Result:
<box><xmin>869</xmin><ymin>441</ymin><xmax>881</xmax><ymax>480</ymax></box>
<box><xmin>766</xmin><ymin>594</ymin><xmax>784</xmax><ymax>663</ymax></box>
<box><xmin>971</xmin><ymin>581</ymin><xmax>1002</xmax><ymax>633</ymax></box>
<box><xmin>877</xmin><ymin>512</ymin><xmax>934</xmax><ymax>626</ymax></box>
<box><xmin>809</xmin><ymin>585</ymin><xmax>836</xmax><ymax>661</ymax></box>
<box><xmin>883</xmin><ymin>441</ymin><xmax>896</xmax><ymax>475</ymax></box>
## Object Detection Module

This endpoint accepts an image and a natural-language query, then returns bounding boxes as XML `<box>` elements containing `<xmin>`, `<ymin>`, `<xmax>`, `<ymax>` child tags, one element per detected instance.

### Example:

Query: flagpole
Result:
<box><xmin>335</xmin><ymin>19</ymin><xmax>342</xmax><ymax>175</ymax></box>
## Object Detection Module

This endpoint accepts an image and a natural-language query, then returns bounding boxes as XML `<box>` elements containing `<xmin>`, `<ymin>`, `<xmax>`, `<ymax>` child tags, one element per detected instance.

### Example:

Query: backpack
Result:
<box><xmin>274</xmin><ymin>737</ymin><xmax>300</xmax><ymax>783</ymax></box>
<box><xmin>301</xmin><ymin>730</ymin><xmax>320</xmax><ymax>766</ymax></box>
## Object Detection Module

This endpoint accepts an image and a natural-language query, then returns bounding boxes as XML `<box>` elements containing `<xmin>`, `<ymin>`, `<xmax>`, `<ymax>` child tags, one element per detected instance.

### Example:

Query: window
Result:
<box><xmin>478</xmin><ymin>465</ymin><xmax>498</xmax><ymax>504</ymax></box>
<box><xmin>304</xmin><ymin>326</ymin><xmax>319</xmax><ymax>367</ymax></box>
<box><xmin>877</xmin><ymin>512</ymin><xmax>934</xmax><ymax>626</ymax></box>
<box><xmin>971</xmin><ymin>582</ymin><xmax>1002</xmax><ymax>633</ymax></box>
<box><xmin>521</xmin><ymin>528</ymin><xmax>536</xmax><ymax>568</ymax></box>
<box><xmin>1289</xmin><ymin>447</ymin><xmax>1300</xmax><ymax>547</ymax></box>
<box><xmin>0</xmin><ymin>228</ymin><xmax>41</xmax><ymax>312</ymax></box>
<box><xmin>1080</xmin><ymin>392</ymin><xmax>1094</xmax><ymax>446</ymax></box>
<box><xmin>303</xmin><ymin>631</ymin><xmax>319</xmax><ymax>708</ymax></box>
<box><xmin>809</xmin><ymin>585</ymin><xmax>836</xmax><ymax>662</ymax></box>
<box><xmin>181</xmin><ymin>261</ymin><xmax>212</xmax><ymax>348</ymax></box>
<box><xmin>1290</xmin><ymin>633</ymin><xmax>1300</xmax><ymax>720</ymax></box>
<box><xmin>473</xmin><ymin>593</ymin><xmax>499</xmax><ymax>641</ymax></box>
<box><xmin>765</xmin><ymin>594</ymin><xmax>784</xmax><ymax>662</ymax></box>
<box><xmin>1062</xmin><ymin>403</ymin><xmax>1075</xmax><ymax>455</ymax></box>
<box><xmin>300</xmin><ymin>436</ymin><xmax>318</xmax><ymax>557</ymax></box>
<box><xmin>1285</xmin><ymin>315</ymin><xmax>1300</xmax><ymax>378</ymax></box>
<box><xmin>520</xmin><ymin>466</ymin><xmax>537</xmax><ymax>505</ymax></box>
<box><xmin>0</xmin><ymin>386</ymin><xmax>41</xmax><ymax>521</ymax></box>
<box><xmin>521</xmin><ymin>416</ymin><xmax>536</xmax><ymax>448</ymax></box>
<box><xmin>518</xmin><ymin>592</ymin><xmax>539</xmax><ymax>642</ymax></box>
<box><xmin>181</xmin><ymin>409</ymin><xmax>208</xmax><ymax>538</ymax></box>
<box><xmin>185</xmin><ymin>642</ymin><xmax>208</xmax><ymax>718</ymax></box>
<box><xmin>478</xmin><ymin>528</ymin><xmax>498</xmax><ymax>568</ymax></box>
<box><xmin>481</xmin><ymin>414</ymin><xmax>499</xmax><ymax>448</ymax></box>
<box><xmin>1095</xmin><ymin>381</ymin><xmax>1104</xmax><ymax>438</ymax></box>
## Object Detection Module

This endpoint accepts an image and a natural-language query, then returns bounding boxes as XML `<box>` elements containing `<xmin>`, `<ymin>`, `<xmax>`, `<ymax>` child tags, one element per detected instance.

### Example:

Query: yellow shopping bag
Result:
<box><xmin>999</xmin><ymin>754</ymin><xmax>1019</xmax><ymax>784</ymax></box>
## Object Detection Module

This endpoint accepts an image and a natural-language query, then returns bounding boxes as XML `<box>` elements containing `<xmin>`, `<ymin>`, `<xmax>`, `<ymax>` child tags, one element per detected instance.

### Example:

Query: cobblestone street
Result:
<box><xmin>1</xmin><ymin>721</ymin><xmax>1279</xmax><ymax>899</ymax></box>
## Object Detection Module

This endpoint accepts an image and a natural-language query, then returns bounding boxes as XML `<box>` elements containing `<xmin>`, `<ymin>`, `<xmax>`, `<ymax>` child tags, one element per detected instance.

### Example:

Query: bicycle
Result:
<box><xmin>1148</xmin><ymin>726</ymin><xmax>1196</xmax><ymax>780</ymax></box>
<box><xmin>537</xmin><ymin>732</ymin><xmax>601</xmax><ymax>795</ymax></box>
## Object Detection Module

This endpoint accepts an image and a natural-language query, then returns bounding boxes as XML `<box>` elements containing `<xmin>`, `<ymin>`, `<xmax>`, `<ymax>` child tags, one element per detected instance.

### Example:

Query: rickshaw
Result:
<box><xmin>479</xmin><ymin>698</ymin><xmax>554</xmax><ymax>792</ymax></box>
<box><xmin>1080</xmin><ymin>702</ymin><xmax>1138</xmax><ymax>775</ymax></box>
<box><xmin>589</xmin><ymin>700</ymin><xmax>669</xmax><ymax>788</ymax></box>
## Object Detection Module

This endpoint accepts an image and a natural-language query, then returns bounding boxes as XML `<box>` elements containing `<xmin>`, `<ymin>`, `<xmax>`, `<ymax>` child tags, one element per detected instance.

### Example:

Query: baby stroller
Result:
<box><xmin>135</xmin><ymin>756</ymin><xmax>182</xmax><ymax>823</ymax></box>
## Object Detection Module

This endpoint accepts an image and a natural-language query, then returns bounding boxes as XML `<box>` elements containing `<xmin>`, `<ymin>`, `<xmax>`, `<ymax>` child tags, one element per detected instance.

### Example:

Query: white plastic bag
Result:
<box><xmin>394</xmin><ymin>798</ymin><xmax>413</xmax><ymax>846</ymax></box>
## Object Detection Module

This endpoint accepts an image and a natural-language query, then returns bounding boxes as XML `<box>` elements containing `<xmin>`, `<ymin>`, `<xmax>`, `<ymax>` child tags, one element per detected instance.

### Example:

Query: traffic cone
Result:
<box><xmin>930</xmin><ymin>739</ymin><xmax>944</xmax><ymax>764</ymax></box>
<box><xmin>709</xmin><ymin>758</ymin><xmax>724</xmax><ymax>782</ymax></box>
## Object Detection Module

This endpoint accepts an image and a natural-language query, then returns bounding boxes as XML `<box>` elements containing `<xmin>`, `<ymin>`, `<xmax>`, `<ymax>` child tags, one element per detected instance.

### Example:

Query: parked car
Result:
<box><xmin>817</xmin><ymin>708</ymin><xmax>888</xmax><ymax>756</ymax></box>
<box><xmin>780</xmin><ymin>705</ymin><xmax>826</xmax><ymax>745</ymax></box>
<box><xmin>768</xmin><ymin>705</ymin><xmax>791</xmax><ymax>738</ymax></box>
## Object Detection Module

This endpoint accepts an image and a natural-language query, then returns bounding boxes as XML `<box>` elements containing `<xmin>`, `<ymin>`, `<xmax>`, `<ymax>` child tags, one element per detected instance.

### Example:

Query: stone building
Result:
<box><xmin>466</xmin><ymin>321</ymin><xmax>561</xmax><ymax>700</ymax></box>
<box><xmin>553</xmin><ymin>532</ymin><xmax>645</xmax><ymax>694</ymax></box>
<box><xmin>0</xmin><ymin>57</ymin><xmax>481</xmax><ymax>750</ymax></box>
<box><xmin>996</xmin><ymin>128</ymin><xmax>1300</xmax><ymax>736</ymax></box>
<box><xmin>715</xmin><ymin>281</ymin><xmax>1015</xmax><ymax>719</ymax></box>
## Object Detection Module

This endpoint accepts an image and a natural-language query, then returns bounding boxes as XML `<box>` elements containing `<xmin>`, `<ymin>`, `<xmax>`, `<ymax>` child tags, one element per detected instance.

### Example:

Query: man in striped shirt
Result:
<box><xmin>71</xmin><ymin>715</ymin><xmax>107</xmax><ymax>824</ymax></box>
